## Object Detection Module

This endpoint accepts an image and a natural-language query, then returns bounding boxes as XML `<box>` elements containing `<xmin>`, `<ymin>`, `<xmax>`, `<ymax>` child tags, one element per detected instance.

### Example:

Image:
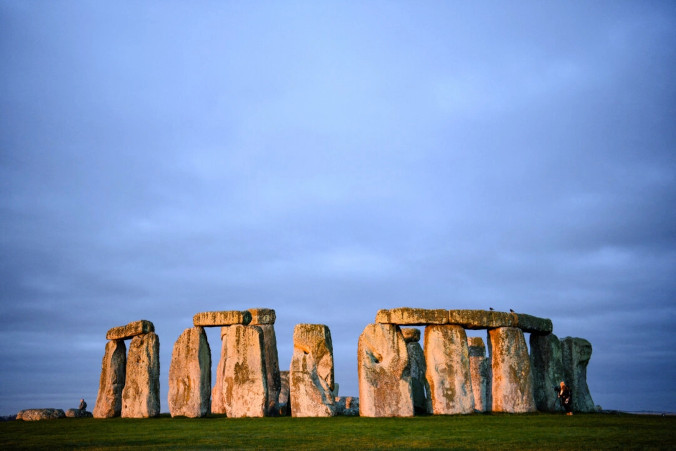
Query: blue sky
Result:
<box><xmin>1</xmin><ymin>1</ymin><xmax>675</xmax><ymax>415</ymax></box>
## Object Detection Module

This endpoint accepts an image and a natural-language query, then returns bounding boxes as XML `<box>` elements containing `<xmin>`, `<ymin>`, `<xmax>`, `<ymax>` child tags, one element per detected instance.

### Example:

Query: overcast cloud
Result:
<box><xmin>1</xmin><ymin>1</ymin><xmax>675</xmax><ymax>415</ymax></box>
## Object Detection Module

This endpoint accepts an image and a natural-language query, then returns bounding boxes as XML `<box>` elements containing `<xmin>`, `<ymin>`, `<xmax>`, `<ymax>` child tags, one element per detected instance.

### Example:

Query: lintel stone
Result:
<box><xmin>106</xmin><ymin>320</ymin><xmax>155</xmax><ymax>340</ymax></box>
<box><xmin>193</xmin><ymin>310</ymin><xmax>252</xmax><ymax>327</ymax></box>
<box><xmin>447</xmin><ymin>310</ymin><xmax>517</xmax><ymax>329</ymax></box>
<box><xmin>248</xmin><ymin>308</ymin><xmax>276</xmax><ymax>325</ymax></box>
<box><xmin>515</xmin><ymin>313</ymin><xmax>553</xmax><ymax>334</ymax></box>
<box><xmin>376</xmin><ymin>308</ymin><xmax>448</xmax><ymax>325</ymax></box>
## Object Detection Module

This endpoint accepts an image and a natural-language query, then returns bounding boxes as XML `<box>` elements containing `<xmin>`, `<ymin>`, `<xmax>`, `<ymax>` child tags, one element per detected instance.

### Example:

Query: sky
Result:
<box><xmin>1</xmin><ymin>1</ymin><xmax>675</xmax><ymax>416</ymax></box>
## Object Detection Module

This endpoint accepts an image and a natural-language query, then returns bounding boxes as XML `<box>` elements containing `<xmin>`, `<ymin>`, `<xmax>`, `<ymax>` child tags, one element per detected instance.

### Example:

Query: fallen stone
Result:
<box><xmin>530</xmin><ymin>333</ymin><xmax>565</xmax><ymax>412</ymax></box>
<box><xmin>335</xmin><ymin>396</ymin><xmax>359</xmax><ymax>416</ymax></box>
<box><xmin>376</xmin><ymin>307</ymin><xmax>448</xmax><ymax>325</ymax></box>
<box><xmin>468</xmin><ymin>336</ymin><xmax>489</xmax><ymax>412</ymax></box>
<box><xmin>65</xmin><ymin>409</ymin><xmax>93</xmax><ymax>418</ymax></box>
<box><xmin>401</xmin><ymin>327</ymin><xmax>421</xmax><ymax>343</ymax></box>
<box><xmin>248</xmin><ymin>308</ymin><xmax>276</xmax><ymax>325</ymax></box>
<box><xmin>258</xmin><ymin>324</ymin><xmax>282</xmax><ymax>415</ymax></box>
<box><xmin>290</xmin><ymin>324</ymin><xmax>336</xmax><ymax>417</ymax></box>
<box><xmin>93</xmin><ymin>339</ymin><xmax>126</xmax><ymax>418</ymax></box>
<box><xmin>406</xmin><ymin>335</ymin><xmax>429</xmax><ymax>413</ymax></box>
<box><xmin>515</xmin><ymin>313</ymin><xmax>553</xmax><ymax>335</ymax></box>
<box><xmin>122</xmin><ymin>332</ymin><xmax>161</xmax><ymax>418</ymax></box>
<box><xmin>488</xmin><ymin>327</ymin><xmax>537</xmax><ymax>413</ymax></box>
<box><xmin>561</xmin><ymin>337</ymin><xmax>595</xmax><ymax>412</ymax></box>
<box><xmin>277</xmin><ymin>370</ymin><xmax>290</xmax><ymax>416</ymax></box>
<box><xmin>168</xmin><ymin>327</ymin><xmax>211</xmax><ymax>418</ymax></box>
<box><xmin>448</xmin><ymin>310</ymin><xmax>517</xmax><ymax>330</ymax></box>
<box><xmin>106</xmin><ymin>320</ymin><xmax>155</xmax><ymax>340</ymax></box>
<box><xmin>358</xmin><ymin>323</ymin><xmax>414</xmax><ymax>417</ymax></box>
<box><xmin>193</xmin><ymin>310</ymin><xmax>252</xmax><ymax>327</ymax></box>
<box><xmin>425</xmin><ymin>325</ymin><xmax>475</xmax><ymax>414</ymax></box>
<box><xmin>16</xmin><ymin>409</ymin><xmax>65</xmax><ymax>421</ymax></box>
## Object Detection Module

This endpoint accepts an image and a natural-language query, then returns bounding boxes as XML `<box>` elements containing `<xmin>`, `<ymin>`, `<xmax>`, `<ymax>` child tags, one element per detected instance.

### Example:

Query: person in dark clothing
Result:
<box><xmin>79</xmin><ymin>398</ymin><xmax>87</xmax><ymax>411</ymax></box>
<box><xmin>557</xmin><ymin>381</ymin><xmax>573</xmax><ymax>415</ymax></box>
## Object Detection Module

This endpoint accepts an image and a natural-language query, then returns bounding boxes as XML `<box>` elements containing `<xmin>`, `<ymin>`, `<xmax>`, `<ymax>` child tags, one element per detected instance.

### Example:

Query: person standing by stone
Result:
<box><xmin>556</xmin><ymin>381</ymin><xmax>572</xmax><ymax>415</ymax></box>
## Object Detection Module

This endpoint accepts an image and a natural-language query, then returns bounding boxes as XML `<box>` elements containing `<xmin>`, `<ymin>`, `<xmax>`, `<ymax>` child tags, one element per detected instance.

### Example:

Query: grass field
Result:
<box><xmin>1</xmin><ymin>413</ymin><xmax>675</xmax><ymax>450</ymax></box>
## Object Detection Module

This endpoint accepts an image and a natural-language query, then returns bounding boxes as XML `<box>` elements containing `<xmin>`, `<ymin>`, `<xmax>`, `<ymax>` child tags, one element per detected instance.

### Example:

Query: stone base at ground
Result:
<box><xmin>335</xmin><ymin>397</ymin><xmax>359</xmax><ymax>416</ymax></box>
<box><xmin>65</xmin><ymin>409</ymin><xmax>93</xmax><ymax>418</ymax></box>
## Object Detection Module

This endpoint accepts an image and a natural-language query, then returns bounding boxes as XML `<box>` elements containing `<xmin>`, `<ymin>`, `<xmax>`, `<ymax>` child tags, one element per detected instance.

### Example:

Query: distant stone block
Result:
<box><xmin>193</xmin><ymin>310</ymin><xmax>252</xmax><ymax>327</ymax></box>
<box><xmin>17</xmin><ymin>409</ymin><xmax>65</xmax><ymax>421</ymax></box>
<box><xmin>515</xmin><ymin>313</ymin><xmax>553</xmax><ymax>334</ymax></box>
<box><xmin>401</xmin><ymin>328</ymin><xmax>421</xmax><ymax>343</ymax></box>
<box><xmin>376</xmin><ymin>308</ymin><xmax>448</xmax><ymax>325</ymax></box>
<box><xmin>106</xmin><ymin>320</ymin><xmax>155</xmax><ymax>340</ymax></box>
<box><xmin>247</xmin><ymin>308</ymin><xmax>276</xmax><ymax>325</ymax></box>
<box><xmin>447</xmin><ymin>310</ymin><xmax>517</xmax><ymax>329</ymax></box>
<box><xmin>65</xmin><ymin>409</ymin><xmax>92</xmax><ymax>418</ymax></box>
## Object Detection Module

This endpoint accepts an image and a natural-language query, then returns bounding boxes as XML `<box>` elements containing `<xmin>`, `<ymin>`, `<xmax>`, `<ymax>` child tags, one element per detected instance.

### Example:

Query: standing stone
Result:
<box><xmin>122</xmin><ymin>332</ymin><xmax>160</xmax><ymax>418</ymax></box>
<box><xmin>561</xmin><ymin>337</ymin><xmax>595</xmax><ymax>412</ymax></box>
<box><xmin>168</xmin><ymin>327</ymin><xmax>211</xmax><ymax>418</ymax></box>
<box><xmin>256</xmin><ymin>324</ymin><xmax>281</xmax><ymax>415</ymax></box>
<box><xmin>93</xmin><ymin>340</ymin><xmax>126</xmax><ymax>418</ymax></box>
<box><xmin>221</xmin><ymin>325</ymin><xmax>268</xmax><ymax>418</ymax></box>
<box><xmin>211</xmin><ymin>327</ymin><xmax>229</xmax><ymax>414</ymax></box>
<box><xmin>488</xmin><ymin>327</ymin><xmax>537</xmax><ymax>413</ymax></box>
<box><xmin>424</xmin><ymin>325</ymin><xmax>475</xmax><ymax>414</ymax></box>
<box><xmin>530</xmin><ymin>333</ymin><xmax>565</xmax><ymax>412</ymax></box>
<box><xmin>278</xmin><ymin>370</ymin><xmax>290</xmax><ymax>416</ymax></box>
<box><xmin>290</xmin><ymin>324</ymin><xmax>336</xmax><ymax>417</ymax></box>
<box><xmin>358</xmin><ymin>323</ymin><xmax>414</xmax><ymax>417</ymax></box>
<box><xmin>468</xmin><ymin>337</ymin><xmax>490</xmax><ymax>412</ymax></box>
<box><xmin>402</xmin><ymin>328</ymin><xmax>429</xmax><ymax>413</ymax></box>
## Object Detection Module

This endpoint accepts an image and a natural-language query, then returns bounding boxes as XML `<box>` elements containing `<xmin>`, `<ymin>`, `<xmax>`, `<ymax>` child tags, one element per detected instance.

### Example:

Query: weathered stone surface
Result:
<box><xmin>561</xmin><ymin>337</ymin><xmax>595</xmax><ymax>412</ymax></box>
<box><xmin>220</xmin><ymin>325</ymin><xmax>268</xmax><ymax>418</ymax></box>
<box><xmin>16</xmin><ymin>409</ymin><xmax>65</xmax><ymax>421</ymax></box>
<box><xmin>488</xmin><ymin>327</ymin><xmax>537</xmax><ymax>413</ymax></box>
<box><xmin>335</xmin><ymin>397</ymin><xmax>359</xmax><ymax>416</ymax></box>
<box><xmin>424</xmin><ymin>325</ymin><xmax>475</xmax><ymax>414</ymax></box>
<box><xmin>122</xmin><ymin>332</ymin><xmax>160</xmax><ymax>418</ymax></box>
<box><xmin>358</xmin><ymin>323</ymin><xmax>414</xmax><ymax>417</ymax></box>
<box><xmin>193</xmin><ymin>310</ymin><xmax>252</xmax><ymax>327</ymax></box>
<box><xmin>106</xmin><ymin>320</ymin><xmax>154</xmax><ymax>340</ymax></box>
<box><xmin>468</xmin><ymin>336</ymin><xmax>489</xmax><ymax>412</ymax></box>
<box><xmin>211</xmin><ymin>328</ymin><xmax>228</xmax><ymax>414</ymax></box>
<box><xmin>407</xmin><ymin>339</ymin><xmax>429</xmax><ymax>413</ymax></box>
<box><xmin>248</xmin><ymin>308</ymin><xmax>276</xmax><ymax>325</ymax></box>
<box><xmin>65</xmin><ymin>409</ymin><xmax>93</xmax><ymax>418</ymax></box>
<box><xmin>515</xmin><ymin>313</ymin><xmax>553</xmax><ymax>335</ymax></box>
<box><xmin>168</xmin><ymin>327</ymin><xmax>211</xmax><ymax>418</ymax></box>
<box><xmin>278</xmin><ymin>370</ymin><xmax>290</xmax><ymax>416</ymax></box>
<box><xmin>93</xmin><ymin>339</ymin><xmax>126</xmax><ymax>418</ymax></box>
<box><xmin>402</xmin><ymin>327</ymin><xmax>421</xmax><ymax>343</ymax></box>
<box><xmin>258</xmin><ymin>324</ymin><xmax>281</xmax><ymax>415</ymax></box>
<box><xmin>290</xmin><ymin>324</ymin><xmax>336</xmax><ymax>417</ymax></box>
<box><xmin>530</xmin><ymin>333</ymin><xmax>565</xmax><ymax>412</ymax></box>
<box><xmin>376</xmin><ymin>308</ymin><xmax>448</xmax><ymax>325</ymax></box>
<box><xmin>448</xmin><ymin>310</ymin><xmax>517</xmax><ymax>330</ymax></box>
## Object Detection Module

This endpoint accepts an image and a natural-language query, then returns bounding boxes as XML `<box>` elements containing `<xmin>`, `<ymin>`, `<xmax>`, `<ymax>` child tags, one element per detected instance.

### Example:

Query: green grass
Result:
<box><xmin>1</xmin><ymin>413</ymin><xmax>675</xmax><ymax>450</ymax></box>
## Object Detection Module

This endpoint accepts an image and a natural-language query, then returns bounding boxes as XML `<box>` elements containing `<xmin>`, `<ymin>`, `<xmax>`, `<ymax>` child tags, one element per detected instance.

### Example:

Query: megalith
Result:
<box><xmin>249</xmin><ymin>308</ymin><xmax>281</xmax><ymax>416</ymax></box>
<box><xmin>168</xmin><ymin>327</ymin><xmax>211</xmax><ymax>418</ymax></box>
<box><xmin>403</xmin><ymin>328</ymin><xmax>429</xmax><ymax>413</ymax></box>
<box><xmin>530</xmin><ymin>333</ymin><xmax>565</xmax><ymax>412</ymax></box>
<box><xmin>488</xmin><ymin>327</ymin><xmax>537</xmax><ymax>413</ymax></box>
<box><xmin>424</xmin><ymin>325</ymin><xmax>475</xmax><ymax>414</ymax></box>
<box><xmin>290</xmin><ymin>324</ymin><xmax>336</xmax><ymax>417</ymax></box>
<box><xmin>468</xmin><ymin>336</ymin><xmax>490</xmax><ymax>412</ymax></box>
<box><xmin>358</xmin><ymin>323</ymin><xmax>414</xmax><ymax>417</ymax></box>
<box><xmin>93</xmin><ymin>339</ymin><xmax>126</xmax><ymax>418</ymax></box>
<box><xmin>219</xmin><ymin>325</ymin><xmax>268</xmax><ymax>418</ymax></box>
<box><xmin>561</xmin><ymin>337</ymin><xmax>595</xmax><ymax>412</ymax></box>
<box><xmin>278</xmin><ymin>370</ymin><xmax>290</xmax><ymax>416</ymax></box>
<box><xmin>121</xmin><ymin>332</ymin><xmax>161</xmax><ymax>418</ymax></box>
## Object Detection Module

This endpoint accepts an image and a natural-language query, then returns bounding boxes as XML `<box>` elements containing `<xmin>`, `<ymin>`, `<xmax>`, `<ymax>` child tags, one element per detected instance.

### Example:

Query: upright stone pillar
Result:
<box><xmin>248</xmin><ymin>309</ymin><xmax>281</xmax><ymax>416</ymax></box>
<box><xmin>530</xmin><ymin>333</ymin><xmax>565</xmax><ymax>412</ymax></box>
<box><xmin>488</xmin><ymin>327</ymin><xmax>536</xmax><ymax>413</ymax></box>
<box><xmin>168</xmin><ymin>327</ymin><xmax>211</xmax><ymax>418</ymax></box>
<box><xmin>424</xmin><ymin>325</ymin><xmax>475</xmax><ymax>414</ymax></box>
<box><xmin>402</xmin><ymin>328</ymin><xmax>429</xmax><ymax>414</ymax></box>
<box><xmin>121</xmin><ymin>332</ymin><xmax>161</xmax><ymax>418</ymax></box>
<box><xmin>93</xmin><ymin>340</ymin><xmax>126</xmax><ymax>418</ymax></box>
<box><xmin>561</xmin><ymin>337</ymin><xmax>595</xmax><ymax>412</ymax></box>
<box><xmin>358</xmin><ymin>323</ymin><xmax>414</xmax><ymax>417</ymax></box>
<box><xmin>278</xmin><ymin>370</ymin><xmax>290</xmax><ymax>416</ymax></box>
<box><xmin>468</xmin><ymin>337</ymin><xmax>489</xmax><ymax>412</ymax></box>
<box><xmin>211</xmin><ymin>327</ymin><xmax>229</xmax><ymax>414</ymax></box>
<box><xmin>290</xmin><ymin>324</ymin><xmax>336</xmax><ymax>417</ymax></box>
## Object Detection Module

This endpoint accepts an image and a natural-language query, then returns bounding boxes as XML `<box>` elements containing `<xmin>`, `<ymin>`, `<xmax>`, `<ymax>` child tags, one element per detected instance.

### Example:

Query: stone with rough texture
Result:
<box><xmin>358</xmin><ymin>323</ymin><xmax>414</xmax><ymax>417</ymax></box>
<box><xmin>106</xmin><ymin>320</ymin><xmax>154</xmax><ymax>340</ymax></box>
<box><xmin>193</xmin><ymin>310</ymin><xmax>252</xmax><ymax>327</ymax></box>
<box><xmin>93</xmin><ymin>339</ymin><xmax>126</xmax><ymax>418</ymax></box>
<box><xmin>468</xmin><ymin>336</ymin><xmax>490</xmax><ymax>412</ymax></box>
<box><xmin>277</xmin><ymin>371</ymin><xmax>290</xmax><ymax>416</ymax></box>
<box><xmin>122</xmin><ymin>332</ymin><xmax>161</xmax><ymax>418</ymax></box>
<box><xmin>290</xmin><ymin>324</ymin><xmax>336</xmax><ymax>417</ymax></box>
<box><xmin>376</xmin><ymin>308</ymin><xmax>448</xmax><ymax>325</ymax></box>
<box><xmin>220</xmin><ymin>325</ymin><xmax>268</xmax><ymax>418</ymax></box>
<box><xmin>66</xmin><ymin>409</ymin><xmax>93</xmax><ymax>418</ymax></box>
<box><xmin>16</xmin><ymin>409</ymin><xmax>65</xmax><ymax>421</ymax></box>
<box><xmin>488</xmin><ymin>327</ymin><xmax>537</xmax><ymax>413</ymax></box>
<box><xmin>530</xmin><ymin>333</ymin><xmax>565</xmax><ymax>412</ymax></box>
<box><xmin>402</xmin><ymin>327</ymin><xmax>421</xmax><ymax>343</ymax></box>
<box><xmin>407</xmin><ymin>338</ymin><xmax>429</xmax><ymax>413</ymax></box>
<box><xmin>211</xmin><ymin>328</ymin><xmax>228</xmax><ymax>414</ymax></box>
<box><xmin>424</xmin><ymin>325</ymin><xmax>475</xmax><ymax>414</ymax></box>
<box><xmin>448</xmin><ymin>310</ymin><xmax>517</xmax><ymax>330</ymax></box>
<box><xmin>335</xmin><ymin>397</ymin><xmax>359</xmax><ymax>416</ymax></box>
<box><xmin>561</xmin><ymin>337</ymin><xmax>595</xmax><ymax>412</ymax></box>
<box><xmin>258</xmin><ymin>324</ymin><xmax>282</xmax><ymax>415</ymax></box>
<box><xmin>168</xmin><ymin>327</ymin><xmax>211</xmax><ymax>418</ymax></box>
<box><xmin>515</xmin><ymin>313</ymin><xmax>553</xmax><ymax>334</ymax></box>
<box><xmin>248</xmin><ymin>308</ymin><xmax>276</xmax><ymax>325</ymax></box>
